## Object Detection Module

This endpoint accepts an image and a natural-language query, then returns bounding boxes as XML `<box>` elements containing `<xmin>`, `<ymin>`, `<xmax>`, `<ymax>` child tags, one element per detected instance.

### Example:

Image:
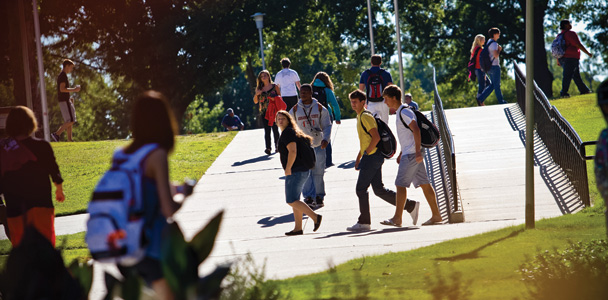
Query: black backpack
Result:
<box><xmin>398</xmin><ymin>106</ymin><xmax>440</xmax><ymax>148</ymax></box>
<box><xmin>312</xmin><ymin>86</ymin><xmax>327</xmax><ymax>108</ymax></box>
<box><xmin>365</xmin><ymin>69</ymin><xmax>385</xmax><ymax>102</ymax></box>
<box><xmin>467</xmin><ymin>47</ymin><xmax>482</xmax><ymax>81</ymax></box>
<box><xmin>360</xmin><ymin>111</ymin><xmax>397</xmax><ymax>158</ymax></box>
<box><xmin>479</xmin><ymin>40</ymin><xmax>496</xmax><ymax>73</ymax></box>
<box><xmin>297</xmin><ymin>137</ymin><xmax>316</xmax><ymax>169</ymax></box>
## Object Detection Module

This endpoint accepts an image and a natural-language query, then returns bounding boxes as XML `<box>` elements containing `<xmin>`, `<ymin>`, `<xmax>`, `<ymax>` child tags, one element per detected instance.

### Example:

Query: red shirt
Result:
<box><xmin>470</xmin><ymin>46</ymin><xmax>482</xmax><ymax>69</ymax></box>
<box><xmin>561</xmin><ymin>30</ymin><xmax>581</xmax><ymax>59</ymax></box>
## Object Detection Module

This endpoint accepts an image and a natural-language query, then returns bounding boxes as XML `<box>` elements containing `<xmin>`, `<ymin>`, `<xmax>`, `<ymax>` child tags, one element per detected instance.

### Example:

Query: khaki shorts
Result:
<box><xmin>395</xmin><ymin>153</ymin><xmax>429</xmax><ymax>188</ymax></box>
<box><xmin>59</xmin><ymin>100</ymin><xmax>76</xmax><ymax>123</ymax></box>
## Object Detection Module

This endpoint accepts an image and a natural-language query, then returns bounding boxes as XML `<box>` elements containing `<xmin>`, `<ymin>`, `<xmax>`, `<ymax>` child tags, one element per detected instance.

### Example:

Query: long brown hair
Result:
<box><xmin>311</xmin><ymin>72</ymin><xmax>334</xmax><ymax>91</ymax></box>
<box><xmin>276</xmin><ymin>110</ymin><xmax>312</xmax><ymax>144</ymax></box>
<box><xmin>256</xmin><ymin>70</ymin><xmax>273</xmax><ymax>91</ymax></box>
<box><xmin>126</xmin><ymin>90</ymin><xmax>177</xmax><ymax>153</ymax></box>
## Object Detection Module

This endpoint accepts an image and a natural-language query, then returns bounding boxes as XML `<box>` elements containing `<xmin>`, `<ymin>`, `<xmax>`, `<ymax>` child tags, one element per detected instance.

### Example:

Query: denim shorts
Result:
<box><xmin>395</xmin><ymin>153</ymin><xmax>429</xmax><ymax>188</ymax></box>
<box><xmin>285</xmin><ymin>171</ymin><xmax>309</xmax><ymax>203</ymax></box>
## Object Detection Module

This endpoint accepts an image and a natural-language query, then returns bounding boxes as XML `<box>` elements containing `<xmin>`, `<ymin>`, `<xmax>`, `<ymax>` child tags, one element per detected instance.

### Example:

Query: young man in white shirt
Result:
<box><xmin>382</xmin><ymin>85</ymin><xmax>443</xmax><ymax>226</ymax></box>
<box><xmin>275</xmin><ymin>57</ymin><xmax>301</xmax><ymax>111</ymax></box>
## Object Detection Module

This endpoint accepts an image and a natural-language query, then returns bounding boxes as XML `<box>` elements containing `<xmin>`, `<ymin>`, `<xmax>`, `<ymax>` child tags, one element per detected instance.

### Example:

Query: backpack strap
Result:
<box><xmin>360</xmin><ymin>110</ymin><xmax>374</xmax><ymax>136</ymax></box>
<box><xmin>398</xmin><ymin>106</ymin><xmax>414</xmax><ymax>132</ymax></box>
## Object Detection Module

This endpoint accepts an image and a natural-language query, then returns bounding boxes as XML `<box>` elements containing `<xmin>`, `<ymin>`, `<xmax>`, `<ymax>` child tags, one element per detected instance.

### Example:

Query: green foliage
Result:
<box><xmin>520</xmin><ymin>240</ymin><xmax>608</xmax><ymax>300</ymax></box>
<box><xmin>183</xmin><ymin>96</ymin><xmax>226</xmax><ymax>134</ymax></box>
<box><xmin>221</xmin><ymin>253</ymin><xmax>289</xmax><ymax>300</ymax></box>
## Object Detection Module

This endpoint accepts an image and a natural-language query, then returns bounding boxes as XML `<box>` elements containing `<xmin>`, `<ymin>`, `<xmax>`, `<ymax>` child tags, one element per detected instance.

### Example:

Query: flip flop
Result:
<box><xmin>380</xmin><ymin>219</ymin><xmax>402</xmax><ymax>227</ymax></box>
<box><xmin>422</xmin><ymin>218</ymin><xmax>443</xmax><ymax>226</ymax></box>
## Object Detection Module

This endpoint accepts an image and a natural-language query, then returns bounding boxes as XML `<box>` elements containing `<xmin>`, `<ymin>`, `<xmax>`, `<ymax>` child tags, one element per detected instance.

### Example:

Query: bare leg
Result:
<box><xmin>55</xmin><ymin>122</ymin><xmax>71</xmax><ymax>136</ymax></box>
<box><xmin>288</xmin><ymin>201</ymin><xmax>318</xmax><ymax>231</ymax></box>
<box><xmin>66</xmin><ymin>124</ymin><xmax>73</xmax><ymax>142</ymax></box>
<box><xmin>421</xmin><ymin>184</ymin><xmax>442</xmax><ymax>221</ymax></box>
<box><xmin>390</xmin><ymin>186</ymin><xmax>407</xmax><ymax>225</ymax></box>
<box><xmin>151</xmin><ymin>278</ymin><xmax>174</xmax><ymax>300</ymax></box>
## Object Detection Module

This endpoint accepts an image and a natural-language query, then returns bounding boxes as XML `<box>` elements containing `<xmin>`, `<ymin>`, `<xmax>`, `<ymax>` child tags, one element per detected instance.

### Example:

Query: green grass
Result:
<box><xmin>268</xmin><ymin>94</ymin><xmax>607</xmax><ymax>300</ymax></box>
<box><xmin>52</xmin><ymin>132</ymin><xmax>236</xmax><ymax>216</ymax></box>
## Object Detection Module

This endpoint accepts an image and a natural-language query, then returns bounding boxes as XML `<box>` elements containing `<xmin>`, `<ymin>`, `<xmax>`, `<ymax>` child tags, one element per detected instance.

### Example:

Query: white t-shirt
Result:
<box><xmin>274</xmin><ymin>68</ymin><xmax>300</xmax><ymax>97</ymax></box>
<box><xmin>488</xmin><ymin>39</ymin><xmax>500</xmax><ymax>66</ymax></box>
<box><xmin>396</xmin><ymin>105</ymin><xmax>417</xmax><ymax>155</ymax></box>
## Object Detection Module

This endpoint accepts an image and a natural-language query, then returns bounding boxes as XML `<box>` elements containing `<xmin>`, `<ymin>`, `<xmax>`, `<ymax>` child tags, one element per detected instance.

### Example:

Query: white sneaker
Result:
<box><xmin>346</xmin><ymin>223</ymin><xmax>371</xmax><ymax>232</ymax></box>
<box><xmin>409</xmin><ymin>201</ymin><xmax>420</xmax><ymax>225</ymax></box>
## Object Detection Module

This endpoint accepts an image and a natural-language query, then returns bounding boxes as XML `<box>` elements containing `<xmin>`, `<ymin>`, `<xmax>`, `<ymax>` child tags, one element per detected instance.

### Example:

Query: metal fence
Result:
<box><xmin>431</xmin><ymin>68</ymin><xmax>462</xmax><ymax>222</ymax></box>
<box><xmin>513</xmin><ymin>63</ymin><xmax>590</xmax><ymax>206</ymax></box>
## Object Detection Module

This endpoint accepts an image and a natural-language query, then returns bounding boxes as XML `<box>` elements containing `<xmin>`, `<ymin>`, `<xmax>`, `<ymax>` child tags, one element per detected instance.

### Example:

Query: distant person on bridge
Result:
<box><xmin>254</xmin><ymin>70</ymin><xmax>286</xmax><ymax>155</ymax></box>
<box><xmin>594</xmin><ymin>79</ymin><xmax>608</xmax><ymax>237</ymax></box>
<box><xmin>274</xmin><ymin>58</ymin><xmax>301</xmax><ymax>111</ymax></box>
<box><xmin>470</xmin><ymin>34</ymin><xmax>491</xmax><ymax>104</ymax></box>
<box><xmin>359</xmin><ymin>55</ymin><xmax>393</xmax><ymax>123</ymax></box>
<box><xmin>221</xmin><ymin>108</ymin><xmax>244</xmax><ymax>131</ymax></box>
<box><xmin>383</xmin><ymin>86</ymin><xmax>443</xmax><ymax>226</ymax></box>
<box><xmin>557</xmin><ymin>19</ymin><xmax>593</xmax><ymax>98</ymax></box>
<box><xmin>404</xmin><ymin>93</ymin><xmax>419</xmax><ymax>111</ymax></box>
<box><xmin>477</xmin><ymin>28</ymin><xmax>506</xmax><ymax>105</ymax></box>
<box><xmin>276</xmin><ymin>110</ymin><xmax>322</xmax><ymax>236</ymax></box>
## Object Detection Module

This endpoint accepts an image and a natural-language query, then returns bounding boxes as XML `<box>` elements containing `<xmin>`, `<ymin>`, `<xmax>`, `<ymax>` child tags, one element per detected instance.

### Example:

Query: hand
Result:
<box><xmin>588</xmin><ymin>53</ymin><xmax>594</xmax><ymax>58</ymax></box>
<box><xmin>397</xmin><ymin>155</ymin><xmax>401</xmax><ymax>164</ymax></box>
<box><xmin>355</xmin><ymin>157</ymin><xmax>360</xmax><ymax>171</ymax></box>
<box><xmin>336</xmin><ymin>120</ymin><xmax>341</xmax><ymax>125</ymax></box>
<box><xmin>321</xmin><ymin>140</ymin><xmax>329</xmax><ymax>149</ymax></box>
<box><xmin>498</xmin><ymin>45</ymin><xmax>503</xmax><ymax>52</ymax></box>
<box><xmin>255</xmin><ymin>89</ymin><xmax>262</xmax><ymax>96</ymax></box>
<box><xmin>415</xmin><ymin>151</ymin><xmax>423</xmax><ymax>163</ymax></box>
<box><xmin>285</xmin><ymin>168</ymin><xmax>292</xmax><ymax>176</ymax></box>
<box><xmin>55</xmin><ymin>187</ymin><xmax>65</xmax><ymax>203</ymax></box>
<box><xmin>75</xmin><ymin>85</ymin><xmax>81</xmax><ymax>92</ymax></box>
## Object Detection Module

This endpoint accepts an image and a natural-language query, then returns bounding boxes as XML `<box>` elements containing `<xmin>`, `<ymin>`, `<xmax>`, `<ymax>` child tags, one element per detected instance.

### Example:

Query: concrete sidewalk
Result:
<box><xmin>1</xmin><ymin>103</ymin><xmax>584</xmax><ymax>298</ymax></box>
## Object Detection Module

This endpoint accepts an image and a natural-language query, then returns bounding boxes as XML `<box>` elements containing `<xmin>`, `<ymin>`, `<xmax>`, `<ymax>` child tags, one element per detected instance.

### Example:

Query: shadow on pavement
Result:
<box><xmin>257</xmin><ymin>214</ymin><xmax>296</xmax><ymax>227</ymax></box>
<box><xmin>435</xmin><ymin>228</ymin><xmax>523</xmax><ymax>261</ymax></box>
<box><xmin>337</xmin><ymin>160</ymin><xmax>355</xmax><ymax>169</ymax></box>
<box><xmin>315</xmin><ymin>226</ymin><xmax>419</xmax><ymax>239</ymax></box>
<box><xmin>232</xmin><ymin>154</ymin><xmax>273</xmax><ymax>167</ymax></box>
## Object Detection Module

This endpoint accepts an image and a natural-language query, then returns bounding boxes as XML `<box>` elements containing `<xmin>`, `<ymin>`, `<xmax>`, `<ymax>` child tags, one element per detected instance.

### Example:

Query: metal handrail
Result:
<box><xmin>431</xmin><ymin>68</ymin><xmax>461</xmax><ymax>221</ymax></box>
<box><xmin>513</xmin><ymin>63</ymin><xmax>591</xmax><ymax>206</ymax></box>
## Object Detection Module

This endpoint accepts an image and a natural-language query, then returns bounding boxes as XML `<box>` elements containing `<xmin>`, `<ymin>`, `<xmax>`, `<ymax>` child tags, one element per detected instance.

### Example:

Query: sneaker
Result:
<box><xmin>409</xmin><ymin>201</ymin><xmax>420</xmax><ymax>225</ymax></box>
<box><xmin>264</xmin><ymin>148</ymin><xmax>271</xmax><ymax>155</ymax></box>
<box><xmin>315</xmin><ymin>197</ymin><xmax>324</xmax><ymax>209</ymax></box>
<box><xmin>346</xmin><ymin>223</ymin><xmax>371</xmax><ymax>232</ymax></box>
<box><xmin>51</xmin><ymin>133</ymin><xmax>59</xmax><ymax>142</ymax></box>
<box><xmin>304</xmin><ymin>197</ymin><xmax>315</xmax><ymax>209</ymax></box>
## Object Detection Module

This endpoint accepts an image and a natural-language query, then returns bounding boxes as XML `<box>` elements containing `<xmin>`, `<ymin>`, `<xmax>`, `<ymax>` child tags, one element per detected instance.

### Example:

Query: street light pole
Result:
<box><xmin>251</xmin><ymin>13</ymin><xmax>266</xmax><ymax>70</ymax></box>
<box><xmin>367</xmin><ymin>0</ymin><xmax>375</xmax><ymax>55</ymax></box>
<box><xmin>393</xmin><ymin>0</ymin><xmax>405</xmax><ymax>96</ymax></box>
<box><xmin>525</xmin><ymin>0</ymin><xmax>535</xmax><ymax>229</ymax></box>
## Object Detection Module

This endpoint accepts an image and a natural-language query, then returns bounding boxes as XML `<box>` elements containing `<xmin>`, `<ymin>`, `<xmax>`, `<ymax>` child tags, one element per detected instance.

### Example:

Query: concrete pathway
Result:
<box><xmin>0</xmin><ymin>103</ymin><xmax>585</xmax><ymax>298</ymax></box>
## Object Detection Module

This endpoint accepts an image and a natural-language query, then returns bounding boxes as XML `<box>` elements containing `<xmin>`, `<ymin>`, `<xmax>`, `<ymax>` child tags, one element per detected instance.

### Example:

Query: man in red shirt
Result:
<box><xmin>557</xmin><ymin>19</ymin><xmax>593</xmax><ymax>97</ymax></box>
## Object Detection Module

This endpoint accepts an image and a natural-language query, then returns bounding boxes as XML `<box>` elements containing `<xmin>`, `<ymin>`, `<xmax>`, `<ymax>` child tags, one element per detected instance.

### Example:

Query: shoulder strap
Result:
<box><xmin>474</xmin><ymin>47</ymin><xmax>482</xmax><ymax>59</ymax></box>
<box><xmin>398</xmin><ymin>106</ymin><xmax>415</xmax><ymax>132</ymax></box>
<box><xmin>360</xmin><ymin>111</ymin><xmax>374</xmax><ymax>135</ymax></box>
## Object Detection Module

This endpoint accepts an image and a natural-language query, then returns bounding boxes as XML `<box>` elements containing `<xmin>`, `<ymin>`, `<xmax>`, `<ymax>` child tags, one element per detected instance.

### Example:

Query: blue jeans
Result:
<box><xmin>559</xmin><ymin>57</ymin><xmax>590</xmax><ymax>96</ymax></box>
<box><xmin>478</xmin><ymin>65</ymin><xmax>505</xmax><ymax>104</ymax></box>
<box><xmin>285</xmin><ymin>171</ymin><xmax>309</xmax><ymax>204</ymax></box>
<box><xmin>475</xmin><ymin>69</ymin><xmax>491</xmax><ymax>97</ymax></box>
<box><xmin>325</xmin><ymin>142</ymin><xmax>333</xmax><ymax>167</ymax></box>
<box><xmin>355</xmin><ymin>151</ymin><xmax>396</xmax><ymax>225</ymax></box>
<box><xmin>302</xmin><ymin>146</ymin><xmax>327</xmax><ymax>199</ymax></box>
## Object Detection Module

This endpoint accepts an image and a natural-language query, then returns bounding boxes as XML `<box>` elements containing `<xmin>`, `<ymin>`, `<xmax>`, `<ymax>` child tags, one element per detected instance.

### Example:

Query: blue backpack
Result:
<box><xmin>479</xmin><ymin>40</ymin><xmax>496</xmax><ymax>73</ymax></box>
<box><xmin>85</xmin><ymin>144</ymin><xmax>158</xmax><ymax>266</ymax></box>
<box><xmin>551</xmin><ymin>33</ymin><xmax>566</xmax><ymax>59</ymax></box>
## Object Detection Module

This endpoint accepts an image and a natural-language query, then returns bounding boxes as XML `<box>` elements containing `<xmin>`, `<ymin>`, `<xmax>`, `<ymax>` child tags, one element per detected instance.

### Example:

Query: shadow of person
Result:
<box><xmin>232</xmin><ymin>154</ymin><xmax>273</xmax><ymax>167</ymax></box>
<box><xmin>337</xmin><ymin>160</ymin><xmax>355</xmax><ymax>169</ymax></box>
<box><xmin>257</xmin><ymin>213</ymin><xmax>299</xmax><ymax>228</ymax></box>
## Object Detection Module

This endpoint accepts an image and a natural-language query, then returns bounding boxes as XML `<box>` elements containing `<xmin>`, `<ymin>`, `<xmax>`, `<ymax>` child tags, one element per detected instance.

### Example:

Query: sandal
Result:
<box><xmin>380</xmin><ymin>219</ymin><xmax>402</xmax><ymax>227</ymax></box>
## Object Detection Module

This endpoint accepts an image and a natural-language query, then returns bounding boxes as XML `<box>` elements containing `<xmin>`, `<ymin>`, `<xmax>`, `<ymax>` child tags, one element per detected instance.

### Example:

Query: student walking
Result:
<box><xmin>276</xmin><ymin>110</ymin><xmax>322</xmax><ymax>236</ymax></box>
<box><xmin>346</xmin><ymin>90</ymin><xmax>419</xmax><ymax>232</ymax></box>
<box><xmin>359</xmin><ymin>55</ymin><xmax>393</xmax><ymax>123</ymax></box>
<box><xmin>254</xmin><ymin>70</ymin><xmax>286</xmax><ymax>155</ymax></box>
<box><xmin>557</xmin><ymin>19</ymin><xmax>593</xmax><ymax>97</ymax></box>
<box><xmin>274</xmin><ymin>58</ymin><xmax>301</xmax><ymax>111</ymax></box>
<box><xmin>311</xmin><ymin>71</ymin><xmax>341</xmax><ymax>167</ymax></box>
<box><xmin>382</xmin><ymin>86</ymin><xmax>443</xmax><ymax>226</ymax></box>
<box><xmin>0</xmin><ymin>106</ymin><xmax>65</xmax><ymax>247</ymax></box>
<box><xmin>470</xmin><ymin>34</ymin><xmax>491</xmax><ymax>103</ymax></box>
<box><xmin>290</xmin><ymin>84</ymin><xmax>332</xmax><ymax>209</ymax></box>
<box><xmin>477</xmin><ymin>28</ymin><xmax>506</xmax><ymax>105</ymax></box>
<box><xmin>52</xmin><ymin>59</ymin><xmax>81</xmax><ymax>142</ymax></box>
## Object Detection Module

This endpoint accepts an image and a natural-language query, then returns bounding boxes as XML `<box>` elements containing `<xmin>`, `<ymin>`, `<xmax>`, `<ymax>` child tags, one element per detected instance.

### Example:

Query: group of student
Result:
<box><xmin>252</xmin><ymin>55</ymin><xmax>443</xmax><ymax>236</ymax></box>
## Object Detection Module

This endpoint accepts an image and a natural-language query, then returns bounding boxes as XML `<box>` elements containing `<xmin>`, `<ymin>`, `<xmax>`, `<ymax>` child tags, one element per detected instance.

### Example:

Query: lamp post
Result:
<box><xmin>251</xmin><ymin>12</ymin><xmax>266</xmax><ymax>70</ymax></box>
<box><xmin>366</xmin><ymin>0</ymin><xmax>375</xmax><ymax>55</ymax></box>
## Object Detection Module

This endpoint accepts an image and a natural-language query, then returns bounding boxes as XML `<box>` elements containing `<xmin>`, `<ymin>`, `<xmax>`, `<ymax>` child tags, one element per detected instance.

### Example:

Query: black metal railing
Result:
<box><xmin>513</xmin><ymin>63</ymin><xmax>590</xmax><ymax>206</ymax></box>
<box><xmin>431</xmin><ymin>68</ymin><xmax>461</xmax><ymax>222</ymax></box>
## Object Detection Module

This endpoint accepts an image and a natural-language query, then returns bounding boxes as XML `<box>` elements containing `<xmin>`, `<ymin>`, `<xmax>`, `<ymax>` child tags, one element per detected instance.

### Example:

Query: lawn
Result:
<box><xmin>269</xmin><ymin>94</ymin><xmax>607</xmax><ymax>300</ymax></box>
<box><xmin>52</xmin><ymin>132</ymin><xmax>236</xmax><ymax>216</ymax></box>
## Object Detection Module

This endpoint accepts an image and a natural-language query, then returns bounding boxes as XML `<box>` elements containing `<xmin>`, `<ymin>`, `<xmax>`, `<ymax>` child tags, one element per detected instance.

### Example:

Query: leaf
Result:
<box><xmin>160</xmin><ymin>221</ymin><xmax>199</xmax><ymax>298</ymax></box>
<box><xmin>68</xmin><ymin>259</ymin><xmax>94</xmax><ymax>297</ymax></box>
<box><xmin>196</xmin><ymin>263</ymin><xmax>232</xmax><ymax>300</ymax></box>
<box><xmin>189</xmin><ymin>210</ymin><xmax>224</xmax><ymax>265</ymax></box>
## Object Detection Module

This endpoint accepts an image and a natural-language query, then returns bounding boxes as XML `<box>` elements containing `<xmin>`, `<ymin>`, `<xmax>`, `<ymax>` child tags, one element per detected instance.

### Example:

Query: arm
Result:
<box><xmin>320</xmin><ymin>107</ymin><xmax>332</xmax><ymax>149</ymax></box>
<box><xmin>275</xmin><ymin>84</ymin><xmax>281</xmax><ymax>96</ymax></box>
<box><xmin>366</xmin><ymin>127</ymin><xmax>381</xmax><ymax>155</ymax></box>
<box><xmin>326</xmin><ymin>89</ymin><xmax>341</xmax><ymax>123</ymax></box>
<box><xmin>59</xmin><ymin>82</ymin><xmax>80</xmax><ymax>93</ymax></box>
<box><xmin>409</xmin><ymin>120</ymin><xmax>423</xmax><ymax>163</ymax></box>
<box><xmin>295</xmin><ymin>81</ymin><xmax>301</xmax><ymax>91</ymax></box>
<box><xmin>285</xmin><ymin>141</ymin><xmax>297</xmax><ymax>175</ymax></box>
<box><xmin>54</xmin><ymin>183</ymin><xmax>65</xmax><ymax>202</ymax></box>
<box><xmin>492</xmin><ymin>43</ymin><xmax>502</xmax><ymax>59</ymax></box>
<box><xmin>355</xmin><ymin>151</ymin><xmax>362</xmax><ymax>170</ymax></box>
<box><xmin>146</xmin><ymin>149</ymin><xmax>181</xmax><ymax>218</ymax></box>
<box><xmin>254</xmin><ymin>88</ymin><xmax>262</xmax><ymax>104</ymax></box>
<box><xmin>359</xmin><ymin>83</ymin><xmax>366</xmax><ymax>91</ymax></box>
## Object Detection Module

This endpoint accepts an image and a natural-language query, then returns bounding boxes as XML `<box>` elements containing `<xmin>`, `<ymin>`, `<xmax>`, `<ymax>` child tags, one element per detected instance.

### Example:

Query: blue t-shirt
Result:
<box><xmin>221</xmin><ymin>114</ymin><xmax>242</xmax><ymax>127</ymax></box>
<box><xmin>408</xmin><ymin>101</ymin><xmax>419</xmax><ymax>111</ymax></box>
<box><xmin>359</xmin><ymin>67</ymin><xmax>393</xmax><ymax>87</ymax></box>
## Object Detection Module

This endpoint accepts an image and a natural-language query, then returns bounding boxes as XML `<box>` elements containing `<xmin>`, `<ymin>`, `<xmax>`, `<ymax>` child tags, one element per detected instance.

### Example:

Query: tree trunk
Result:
<box><xmin>6</xmin><ymin>0</ymin><xmax>37</xmax><ymax>108</ymax></box>
<box><xmin>532</xmin><ymin>1</ymin><xmax>553</xmax><ymax>99</ymax></box>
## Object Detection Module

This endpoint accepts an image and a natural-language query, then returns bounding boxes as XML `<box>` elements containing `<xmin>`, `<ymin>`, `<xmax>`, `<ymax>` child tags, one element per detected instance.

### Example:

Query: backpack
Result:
<box><xmin>551</xmin><ymin>33</ymin><xmax>566</xmax><ymax>59</ymax></box>
<box><xmin>360</xmin><ymin>111</ymin><xmax>397</xmax><ymax>158</ymax></box>
<box><xmin>297</xmin><ymin>137</ymin><xmax>316</xmax><ymax>169</ymax></box>
<box><xmin>467</xmin><ymin>47</ymin><xmax>482</xmax><ymax>82</ymax></box>
<box><xmin>365</xmin><ymin>69</ymin><xmax>385</xmax><ymax>102</ymax></box>
<box><xmin>399</xmin><ymin>106</ymin><xmax>440</xmax><ymax>148</ymax></box>
<box><xmin>85</xmin><ymin>144</ymin><xmax>159</xmax><ymax>266</ymax></box>
<box><xmin>312</xmin><ymin>86</ymin><xmax>328</xmax><ymax>108</ymax></box>
<box><xmin>479</xmin><ymin>40</ymin><xmax>496</xmax><ymax>73</ymax></box>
